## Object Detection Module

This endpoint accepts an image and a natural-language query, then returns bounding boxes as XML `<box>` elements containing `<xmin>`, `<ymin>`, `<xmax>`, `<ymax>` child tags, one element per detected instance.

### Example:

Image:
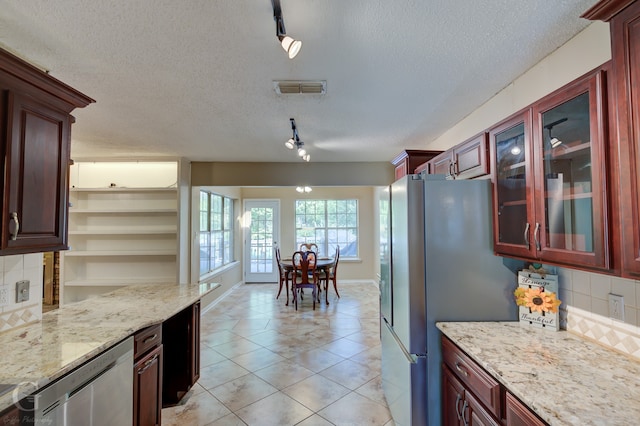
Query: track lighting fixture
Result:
<box><xmin>285</xmin><ymin>118</ymin><xmax>310</xmax><ymax>161</ymax></box>
<box><xmin>544</xmin><ymin>117</ymin><xmax>567</xmax><ymax>149</ymax></box>
<box><xmin>271</xmin><ymin>0</ymin><xmax>302</xmax><ymax>59</ymax></box>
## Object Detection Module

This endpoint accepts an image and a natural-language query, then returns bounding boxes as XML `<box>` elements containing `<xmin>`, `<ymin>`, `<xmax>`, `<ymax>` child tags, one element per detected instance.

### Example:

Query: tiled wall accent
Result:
<box><xmin>556</xmin><ymin>266</ymin><xmax>640</xmax><ymax>358</ymax></box>
<box><xmin>565</xmin><ymin>305</ymin><xmax>640</xmax><ymax>360</ymax></box>
<box><xmin>0</xmin><ymin>253</ymin><xmax>43</xmax><ymax>332</ymax></box>
<box><xmin>556</xmin><ymin>267</ymin><xmax>640</xmax><ymax>327</ymax></box>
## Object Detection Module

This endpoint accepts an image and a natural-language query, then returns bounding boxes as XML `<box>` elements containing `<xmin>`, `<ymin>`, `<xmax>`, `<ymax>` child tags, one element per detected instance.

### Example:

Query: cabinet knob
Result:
<box><xmin>9</xmin><ymin>212</ymin><xmax>19</xmax><ymax>241</ymax></box>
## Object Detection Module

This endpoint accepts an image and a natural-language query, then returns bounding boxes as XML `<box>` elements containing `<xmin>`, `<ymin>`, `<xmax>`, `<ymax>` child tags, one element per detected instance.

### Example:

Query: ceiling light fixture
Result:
<box><xmin>544</xmin><ymin>117</ymin><xmax>568</xmax><ymax>149</ymax></box>
<box><xmin>271</xmin><ymin>0</ymin><xmax>302</xmax><ymax>59</ymax></box>
<box><xmin>286</xmin><ymin>118</ymin><xmax>310</xmax><ymax>162</ymax></box>
<box><xmin>296</xmin><ymin>186</ymin><xmax>312</xmax><ymax>193</ymax></box>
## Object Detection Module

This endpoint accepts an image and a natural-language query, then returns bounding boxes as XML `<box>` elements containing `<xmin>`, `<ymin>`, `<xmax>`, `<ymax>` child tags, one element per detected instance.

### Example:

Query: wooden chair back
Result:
<box><xmin>299</xmin><ymin>243</ymin><xmax>319</xmax><ymax>253</ymax></box>
<box><xmin>292</xmin><ymin>251</ymin><xmax>318</xmax><ymax>309</ymax></box>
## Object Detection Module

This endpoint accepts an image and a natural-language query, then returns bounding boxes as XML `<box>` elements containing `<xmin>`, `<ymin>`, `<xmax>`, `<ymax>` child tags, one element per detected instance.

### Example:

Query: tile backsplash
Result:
<box><xmin>0</xmin><ymin>253</ymin><xmax>43</xmax><ymax>332</ymax></box>
<box><xmin>556</xmin><ymin>267</ymin><xmax>640</xmax><ymax>327</ymax></box>
<box><xmin>555</xmin><ymin>266</ymin><xmax>640</xmax><ymax>359</ymax></box>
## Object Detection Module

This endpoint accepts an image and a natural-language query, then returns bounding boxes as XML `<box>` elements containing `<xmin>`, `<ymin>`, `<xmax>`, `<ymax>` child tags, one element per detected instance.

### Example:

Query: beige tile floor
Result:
<box><xmin>162</xmin><ymin>281</ymin><xmax>394</xmax><ymax>426</ymax></box>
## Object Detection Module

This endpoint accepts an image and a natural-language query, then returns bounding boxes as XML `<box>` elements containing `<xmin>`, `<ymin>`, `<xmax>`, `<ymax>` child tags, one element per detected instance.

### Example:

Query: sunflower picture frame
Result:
<box><xmin>515</xmin><ymin>270</ymin><xmax>561</xmax><ymax>331</ymax></box>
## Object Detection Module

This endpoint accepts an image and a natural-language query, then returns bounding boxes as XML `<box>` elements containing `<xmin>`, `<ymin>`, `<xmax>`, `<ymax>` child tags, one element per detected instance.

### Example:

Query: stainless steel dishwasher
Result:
<box><xmin>29</xmin><ymin>336</ymin><xmax>134</xmax><ymax>426</ymax></box>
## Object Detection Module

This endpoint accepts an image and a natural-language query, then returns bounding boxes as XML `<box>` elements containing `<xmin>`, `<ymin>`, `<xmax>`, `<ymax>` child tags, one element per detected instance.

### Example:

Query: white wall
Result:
<box><xmin>427</xmin><ymin>22</ymin><xmax>611</xmax><ymax>151</ymax></box>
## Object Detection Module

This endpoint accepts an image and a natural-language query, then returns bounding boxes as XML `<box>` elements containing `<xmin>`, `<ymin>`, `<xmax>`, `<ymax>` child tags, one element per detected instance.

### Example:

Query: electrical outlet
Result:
<box><xmin>608</xmin><ymin>293</ymin><xmax>625</xmax><ymax>321</ymax></box>
<box><xmin>0</xmin><ymin>287</ymin><xmax>8</xmax><ymax>306</ymax></box>
<box><xmin>16</xmin><ymin>280</ymin><xmax>29</xmax><ymax>303</ymax></box>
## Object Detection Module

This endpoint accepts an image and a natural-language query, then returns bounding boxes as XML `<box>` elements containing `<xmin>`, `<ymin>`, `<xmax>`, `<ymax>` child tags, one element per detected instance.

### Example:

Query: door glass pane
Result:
<box><xmin>542</xmin><ymin>92</ymin><xmax>593</xmax><ymax>252</ymax></box>
<box><xmin>495</xmin><ymin>122</ymin><xmax>528</xmax><ymax>245</ymax></box>
<box><xmin>250</xmin><ymin>207</ymin><xmax>273</xmax><ymax>273</ymax></box>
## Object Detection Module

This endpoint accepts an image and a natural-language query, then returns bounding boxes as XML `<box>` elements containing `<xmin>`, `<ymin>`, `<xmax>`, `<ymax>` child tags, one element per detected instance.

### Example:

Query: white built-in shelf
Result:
<box><xmin>68</xmin><ymin>228</ymin><xmax>177</xmax><ymax>235</ymax></box>
<box><xmin>64</xmin><ymin>278</ymin><xmax>176</xmax><ymax>287</ymax></box>
<box><xmin>69</xmin><ymin>208</ymin><xmax>176</xmax><ymax>214</ymax></box>
<box><xmin>62</xmin><ymin>172</ymin><xmax>181</xmax><ymax>305</ymax></box>
<box><xmin>65</xmin><ymin>250</ymin><xmax>176</xmax><ymax>257</ymax></box>
<box><xmin>70</xmin><ymin>187</ymin><xmax>177</xmax><ymax>192</ymax></box>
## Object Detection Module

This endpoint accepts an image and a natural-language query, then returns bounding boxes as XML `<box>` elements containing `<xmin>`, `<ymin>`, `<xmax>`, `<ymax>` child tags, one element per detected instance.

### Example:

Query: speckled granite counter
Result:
<box><xmin>437</xmin><ymin>321</ymin><xmax>640</xmax><ymax>426</ymax></box>
<box><xmin>0</xmin><ymin>282</ymin><xmax>219</xmax><ymax>413</ymax></box>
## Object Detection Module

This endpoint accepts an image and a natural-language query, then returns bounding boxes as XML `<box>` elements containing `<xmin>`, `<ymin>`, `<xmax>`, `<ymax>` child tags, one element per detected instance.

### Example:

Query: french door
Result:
<box><xmin>243</xmin><ymin>200</ymin><xmax>280</xmax><ymax>283</ymax></box>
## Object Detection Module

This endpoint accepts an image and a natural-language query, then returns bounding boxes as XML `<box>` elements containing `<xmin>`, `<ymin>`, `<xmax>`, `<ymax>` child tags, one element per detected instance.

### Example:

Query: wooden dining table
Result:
<box><xmin>279</xmin><ymin>256</ymin><xmax>335</xmax><ymax>306</ymax></box>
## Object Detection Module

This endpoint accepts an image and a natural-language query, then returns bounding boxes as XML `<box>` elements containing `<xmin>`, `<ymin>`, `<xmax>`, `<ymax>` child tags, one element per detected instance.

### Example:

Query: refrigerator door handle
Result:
<box><xmin>383</xmin><ymin>319</ymin><xmax>422</xmax><ymax>363</ymax></box>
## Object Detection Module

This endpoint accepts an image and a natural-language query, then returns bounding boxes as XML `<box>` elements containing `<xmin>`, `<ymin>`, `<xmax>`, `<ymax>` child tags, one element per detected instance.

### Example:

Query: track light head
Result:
<box><xmin>285</xmin><ymin>138</ymin><xmax>295</xmax><ymax>149</ymax></box>
<box><xmin>285</xmin><ymin>117</ymin><xmax>310</xmax><ymax>161</ymax></box>
<box><xmin>272</xmin><ymin>0</ymin><xmax>301</xmax><ymax>59</ymax></box>
<box><xmin>279</xmin><ymin>35</ymin><xmax>302</xmax><ymax>59</ymax></box>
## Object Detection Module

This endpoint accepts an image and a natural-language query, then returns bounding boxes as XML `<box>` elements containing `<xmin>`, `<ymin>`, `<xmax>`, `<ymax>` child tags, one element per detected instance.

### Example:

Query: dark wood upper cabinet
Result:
<box><xmin>428</xmin><ymin>133</ymin><xmax>490</xmax><ymax>180</ymax></box>
<box><xmin>584</xmin><ymin>0</ymin><xmax>640</xmax><ymax>278</ymax></box>
<box><xmin>0</xmin><ymin>48</ymin><xmax>94</xmax><ymax>254</ymax></box>
<box><xmin>391</xmin><ymin>150</ymin><xmax>442</xmax><ymax>180</ymax></box>
<box><xmin>490</xmin><ymin>64</ymin><xmax>611</xmax><ymax>270</ymax></box>
<box><xmin>611</xmin><ymin>2</ymin><xmax>640</xmax><ymax>278</ymax></box>
<box><xmin>531</xmin><ymin>66</ymin><xmax>610</xmax><ymax>270</ymax></box>
<box><xmin>489</xmin><ymin>110</ymin><xmax>535</xmax><ymax>260</ymax></box>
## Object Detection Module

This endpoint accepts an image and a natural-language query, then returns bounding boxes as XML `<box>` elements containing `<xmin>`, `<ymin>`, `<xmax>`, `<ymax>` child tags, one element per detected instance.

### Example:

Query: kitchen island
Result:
<box><xmin>0</xmin><ymin>282</ymin><xmax>219</xmax><ymax>414</ymax></box>
<box><xmin>437</xmin><ymin>321</ymin><xmax>640</xmax><ymax>425</ymax></box>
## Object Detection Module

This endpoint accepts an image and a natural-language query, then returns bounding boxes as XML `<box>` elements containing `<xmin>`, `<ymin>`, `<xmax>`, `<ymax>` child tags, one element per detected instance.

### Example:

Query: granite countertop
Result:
<box><xmin>437</xmin><ymin>321</ymin><xmax>640</xmax><ymax>426</ymax></box>
<box><xmin>0</xmin><ymin>282</ymin><xmax>219</xmax><ymax>413</ymax></box>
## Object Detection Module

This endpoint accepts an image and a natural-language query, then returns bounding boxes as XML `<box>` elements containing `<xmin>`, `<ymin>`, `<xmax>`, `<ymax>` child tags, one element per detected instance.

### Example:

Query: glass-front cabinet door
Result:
<box><xmin>532</xmin><ymin>68</ymin><xmax>609</xmax><ymax>269</ymax></box>
<box><xmin>490</xmin><ymin>111</ymin><xmax>535</xmax><ymax>259</ymax></box>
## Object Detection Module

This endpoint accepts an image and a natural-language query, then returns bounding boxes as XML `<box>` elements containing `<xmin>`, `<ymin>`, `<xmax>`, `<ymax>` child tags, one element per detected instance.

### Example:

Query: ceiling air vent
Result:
<box><xmin>273</xmin><ymin>80</ymin><xmax>326</xmax><ymax>95</ymax></box>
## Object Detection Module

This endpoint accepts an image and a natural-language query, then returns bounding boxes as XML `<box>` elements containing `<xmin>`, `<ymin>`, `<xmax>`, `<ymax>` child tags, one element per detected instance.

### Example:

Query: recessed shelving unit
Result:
<box><xmin>61</xmin><ymin>161</ymin><xmax>182</xmax><ymax>305</ymax></box>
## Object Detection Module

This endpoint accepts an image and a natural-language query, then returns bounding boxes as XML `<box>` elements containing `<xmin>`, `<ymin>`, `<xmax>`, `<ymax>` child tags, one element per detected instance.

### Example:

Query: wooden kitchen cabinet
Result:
<box><xmin>442</xmin><ymin>336</ymin><xmax>550</xmax><ymax>426</ymax></box>
<box><xmin>0</xmin><ymin>48</ymin><xmax>93</xmax><ymax>255</ymax></box>
<box><xmin>427</xmin><ymin>132</ymin><xmax>490</xmax><ymax>180</ymax></box>
<box><xmin>133</xmin><ymin>324</ymin><xmax>163</xmax><ymax>426</ymax></box>
<box><xmin>441</xmin><ymin>337</ymin><xmax>501</xmax><ymax>422</ymax></box>
<box><xmin>583</xmin><ymin>0</ymin><xmax>640</xmax><ymax>278</ymax></box>
<box><xmin>0</xmin><ymin>405</ymin><xmax>19</xmax><ymax>425</ymax></box>
<box><xmin>162</xmin><ymin>301</ymin><xmax>200</xmax><ymax>406</ymax></box>
<box><xmin>134</xmin><ymin>345</ymin><xmax>163</xmax><ymax>426</ymax></box>
<box><xmin>506</xmin><ymin>392</ymin><xmax>546</xmax><ymax>426</ymax></box>
<box><xmin>490</xmin><ymin>64</ymin><xmax>611</xmax><ymax>270</ymax></box>
<box><xmin>391</xmin><ymin>150</ymin><xmax>442</xmax><ymax>180</ymax></box>
<box><xmin>443</xmin><ymin>366</ymin><xmax>500</xmax><ymax>426</ymax></box>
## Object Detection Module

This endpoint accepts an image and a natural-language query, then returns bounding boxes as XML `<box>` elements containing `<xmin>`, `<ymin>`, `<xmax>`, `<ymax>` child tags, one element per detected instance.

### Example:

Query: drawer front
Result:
<box><xmin>442</xmin><ymin>337</ymin><xmax>501</xmax><ymax>418</ymax></box>
<box><xmin>134</xmin><ymin>324</ymin><xmax>162</xmax><ymax>359</ymax></box>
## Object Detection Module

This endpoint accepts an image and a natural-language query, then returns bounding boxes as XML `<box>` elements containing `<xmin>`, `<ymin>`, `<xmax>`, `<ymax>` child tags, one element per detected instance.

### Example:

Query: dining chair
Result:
<box><xmin>291</xmin><ymin>251</ymin><xmax>318</xmax><ymax>310</ymax></box>
<box><xmin>274</xmin><ymin>245</ymin><xmax>289</xmax><ymax>302</ymax></box>
<box><xmin>318</xmin><ymin>246</ymin><xmax>340</xmax><ymax>303</ymax></box>
<box><xmin>299</xmin><ymin>243</ymin><xmax>319</xmax><ymax>253</ymax></box>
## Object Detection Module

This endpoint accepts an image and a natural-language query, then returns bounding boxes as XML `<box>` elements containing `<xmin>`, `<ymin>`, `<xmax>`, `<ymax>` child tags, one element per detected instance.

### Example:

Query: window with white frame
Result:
<box><xmin>295</xmin><ymin>199</ymin><xmax>358</xmax><ymax>258</ymax></box>
<box><xmin>199</xmin><ymin>191</ymin><xmax>234</xmax><ymax>276</ymax></box>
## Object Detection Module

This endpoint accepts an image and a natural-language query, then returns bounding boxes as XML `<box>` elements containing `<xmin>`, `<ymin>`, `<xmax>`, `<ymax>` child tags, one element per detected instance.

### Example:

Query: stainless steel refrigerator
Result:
<box><xmin>380</xmin><ymin>174</ymin><xmax>522</xmax><ymax>426</ymax></box>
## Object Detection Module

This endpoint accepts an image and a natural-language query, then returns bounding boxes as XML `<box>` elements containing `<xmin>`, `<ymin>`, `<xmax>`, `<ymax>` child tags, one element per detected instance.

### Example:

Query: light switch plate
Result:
<box><xmin>16</xmin><ymin>280</ymin><xmax>29</xmax><ymax>303</ymax></box>
<box><xmin>608</xmin><ymin>293</ymin><xmax>625</xmax><ymax>321</ymax></box>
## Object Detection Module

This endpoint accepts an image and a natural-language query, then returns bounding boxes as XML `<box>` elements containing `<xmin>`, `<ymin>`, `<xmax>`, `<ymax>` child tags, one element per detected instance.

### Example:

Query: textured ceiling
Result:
<box><xmin>0</xmin><ymin>0</ymin><xmax>597</xmax><ymax>162</ymax></box>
